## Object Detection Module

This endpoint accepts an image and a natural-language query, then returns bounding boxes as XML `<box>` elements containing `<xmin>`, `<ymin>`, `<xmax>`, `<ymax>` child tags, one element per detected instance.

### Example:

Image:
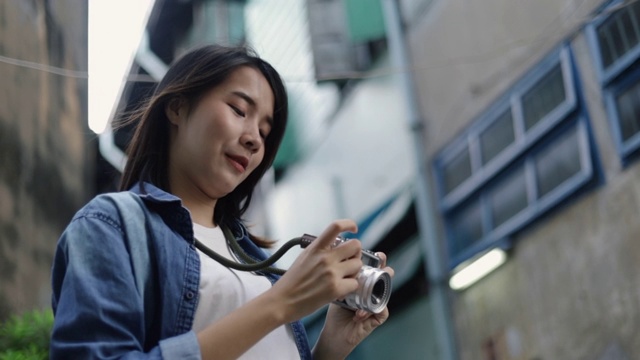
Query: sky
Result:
<box><xmin>88</xmin><ymin>0</ymin><xmax>155</xmax><ymax>134</ymax></box>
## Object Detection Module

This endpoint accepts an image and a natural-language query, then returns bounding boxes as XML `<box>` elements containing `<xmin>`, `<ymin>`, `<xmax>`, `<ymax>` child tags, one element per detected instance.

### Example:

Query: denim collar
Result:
<box><xmin>128</xmin><ymin>182</ymin><xmax>248</xmax><ymax>241</ymax></box>
<box><xmin>129</xmin><ymin>182</ymin><xmax>182</xmax><ymax>204</ymax></box>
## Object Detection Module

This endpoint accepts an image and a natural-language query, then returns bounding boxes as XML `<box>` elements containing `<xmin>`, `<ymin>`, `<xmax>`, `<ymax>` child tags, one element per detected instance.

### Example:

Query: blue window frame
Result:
<box><xmin>587</xmin><ymin>0</ymin><xmax>640</xmax><ymax>162</ymax></box>
<box><xmin>434</xmin><ymin>46</ymin><xmax>598</xmax><ymax>269</ymax></box>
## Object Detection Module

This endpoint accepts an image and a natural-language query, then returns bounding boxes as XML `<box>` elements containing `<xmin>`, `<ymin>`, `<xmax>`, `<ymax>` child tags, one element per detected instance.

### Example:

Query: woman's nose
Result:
<box><xmin>241</xmin><ymin>128</ymin><xmax>261</xmax><ymax>153</ymax></box>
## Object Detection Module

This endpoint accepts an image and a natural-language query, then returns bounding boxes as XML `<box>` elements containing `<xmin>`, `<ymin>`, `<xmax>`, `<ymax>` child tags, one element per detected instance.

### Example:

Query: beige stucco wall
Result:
<box><xmin>409</xmin><ymin>0</ymin><xmax>604</xmax><ymax>157</ymax></box>
<box><xmin>406</xmin><ymin>0</ymin><xmax>640</xmax><ymax>358</ymax></box>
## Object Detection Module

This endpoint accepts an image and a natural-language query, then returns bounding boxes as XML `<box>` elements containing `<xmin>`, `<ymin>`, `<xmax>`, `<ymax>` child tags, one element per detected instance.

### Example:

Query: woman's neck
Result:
<box><xmin>172</xmin><ymin>186</ymin><xmax>218</xmax><ymax>228</ymax></box>
<box><xmin>186</xmin><ymin>201</ymin><xmax>217</xmax><ymax>228</ymax></box>
<box><xmin>167</xmin><ymin>165</ymin><xmax>218</xmax><ymax>227</ymax></box>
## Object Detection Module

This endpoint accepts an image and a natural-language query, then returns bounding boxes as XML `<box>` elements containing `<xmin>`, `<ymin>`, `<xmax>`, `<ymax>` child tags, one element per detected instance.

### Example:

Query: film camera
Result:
<box><xmin>302</xmin><ymin>234</ymin><xmax>392</xmax><ymax>314</ymax></box>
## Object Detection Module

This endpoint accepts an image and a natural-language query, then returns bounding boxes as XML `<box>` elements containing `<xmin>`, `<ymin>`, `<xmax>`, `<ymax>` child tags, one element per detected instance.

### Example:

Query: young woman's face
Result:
<box><xmin>167</xmin><ymin>65</ymin><xmax>275</xmax><ymax>201</ymax></box>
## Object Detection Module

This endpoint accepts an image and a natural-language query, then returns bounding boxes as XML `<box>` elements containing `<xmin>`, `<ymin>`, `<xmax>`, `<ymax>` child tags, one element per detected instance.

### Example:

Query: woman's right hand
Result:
<box><xmin>196</xmin><ymin>220</ymin><xmax>361</xmax><ymax>359</ymax></box>
<box><xmin>269</xmin><ymin>219</ymin><xmax>363</xmax><ymax>322</ymax></box>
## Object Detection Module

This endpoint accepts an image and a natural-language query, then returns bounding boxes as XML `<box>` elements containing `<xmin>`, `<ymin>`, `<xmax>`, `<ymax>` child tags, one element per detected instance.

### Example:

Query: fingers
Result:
<box><xmin>383</xmin><ymin>266</ymin><xmax>395</xmax><ymax>278</ymax></box>
<box><xmin>374</xmin><ymin>251</ymin><xmax>395</xmax><ymax>278</ymax></box>
<box><xmin>332</xmin><ymin>238</ymin><xmax>362</xmax><ymax>262</ymax></box>
<box><xmin>375</xmin><ymin>252</ymin><xmax>387</xmax><ymax>267</ymax></box>
<box><xmin>335</xmin><ymin>278</ymin><xmax>359</xmax><ymax>298</ymax></box>
<box><xmin>310</xmin><ymin>219</ymin><xmax>358</xmax><ymax>251</ymax></box>
<box><xmin>352</xmin><ymin>307</ymin><xmax>390</xmax><ymax>328</ymax></box>
<box><xmin>354</xmin><ymin>309</ymin><xmax>369</xmax><ymax>320</ymax></box>
<box><xmin>334</xmin><ymin>256</ymin><xmax>363</xmax><ymax>278</ymax></box>
<box><xmin>327</xmin><ymin>256</ymin><xmax>363</xmax><ymax>300</ymax></box>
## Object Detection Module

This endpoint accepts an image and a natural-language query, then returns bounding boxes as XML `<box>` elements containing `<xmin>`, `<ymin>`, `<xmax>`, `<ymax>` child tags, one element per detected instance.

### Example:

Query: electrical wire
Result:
<box><xmin>0</xmin><ymin>54</ymin><xmax>87</xmax><ymax>78</ymax></box>
<box><xmin>0</xmin><ymin>0</ymin><xmax>636</xmax><ymax>84</ymax></box>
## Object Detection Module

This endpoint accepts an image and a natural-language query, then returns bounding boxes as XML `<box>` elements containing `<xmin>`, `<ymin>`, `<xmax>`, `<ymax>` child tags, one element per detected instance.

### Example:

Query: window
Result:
<box><xmin>436</xmin><ymin>47</ymin><xmax>577</xmax><ymax>212</ymax></box>
<box><xmin>534</xmin><ymin>126</ymin><xmax>584</xmax><ymax>199</ymax></box>
<box><xmin>434</xmin><ymin>47</ymin><xmax>597</xmax><ymax>269</ymax></box>
<box><xmin>480</xmin><ymin>109</ymin><xmax>515</xmax><ymax>166</ymax></box>
<box><xmin>588</xmin><ymin>0</ymin><xmax>640</xmax><ymax>161</ymax></box>
<box><xmin>522</xmin><ymin>64</ymin><xmax>567</xmax><ymax>131</ymax></box>
<box><xmin>442</xmin><ymin>146</ymin><xmax>471</xmax><ymax>194</ymax></box>
<box><xmin>307</xmin><ymin>0</ymin><xmax>387</xmax><ymax>82</ymax></box>
<box><xmin>488</xmin><ymin>167</ymin><xmax>527</xmax><ymax>229</ymax></box>
<box><xmin>614</xmin><ymin>79</ymin><xmax>640</xmax><ymax>142</ymax></box>
<box><xmin>449</xmin><ymin>197</ymin><xmax>483</xmax><ymax>257</ymax></box>
<box><xmin>590</xmin><ymin>0</ymin><xmax>640</xmax><ymax>81</ymax></box>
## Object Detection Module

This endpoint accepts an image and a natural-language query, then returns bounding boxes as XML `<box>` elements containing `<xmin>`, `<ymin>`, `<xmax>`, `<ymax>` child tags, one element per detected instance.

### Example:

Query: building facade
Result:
<box><xmin>0</xmin><ymin>0</ymin><xmax>89</xmax><ymax>320</ymax></box>
<box><xmin>408</xmin><ymin>0</ymin><xmax>640</xmax><ymax>358</ymax></box>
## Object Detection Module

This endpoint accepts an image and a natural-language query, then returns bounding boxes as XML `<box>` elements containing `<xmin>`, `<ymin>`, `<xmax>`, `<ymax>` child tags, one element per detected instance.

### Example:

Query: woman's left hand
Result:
<box><xmin>312</xmin><ymin>252</ymin><xmax>394</xmax><ymax>360</ymax></box>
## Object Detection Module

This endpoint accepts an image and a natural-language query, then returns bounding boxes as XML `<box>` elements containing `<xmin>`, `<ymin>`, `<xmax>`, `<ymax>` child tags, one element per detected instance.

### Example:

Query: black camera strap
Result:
<box><xmin>193</xmin><ymin>225</ymin><xmax>306</xmax><ymax>276</ymax></box>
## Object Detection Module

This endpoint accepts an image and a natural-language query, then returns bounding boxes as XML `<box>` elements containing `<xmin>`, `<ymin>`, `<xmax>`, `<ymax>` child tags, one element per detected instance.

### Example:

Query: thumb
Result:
<box><xmin>309</xmin><ymin>219</ymin><xmax>358</xmax><ymax>251</ymax></box>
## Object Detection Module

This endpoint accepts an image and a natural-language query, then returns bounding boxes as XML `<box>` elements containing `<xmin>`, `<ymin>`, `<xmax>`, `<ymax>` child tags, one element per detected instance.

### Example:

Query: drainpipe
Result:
<box><xmin>380</xmin><ymin>1</ymin><xmax>458</xmax><ymax>359</ymax></box>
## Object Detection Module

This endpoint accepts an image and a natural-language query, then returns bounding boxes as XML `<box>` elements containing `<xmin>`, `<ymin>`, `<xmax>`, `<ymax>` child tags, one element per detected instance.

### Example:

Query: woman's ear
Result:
<box><xmin>165</xmin><ymin>97</ymin><xmax>187</xmax><ymax>126</ymax></box>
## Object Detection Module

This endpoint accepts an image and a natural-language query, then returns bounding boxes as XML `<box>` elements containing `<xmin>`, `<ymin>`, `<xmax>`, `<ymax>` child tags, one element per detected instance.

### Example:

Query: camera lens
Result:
<box><xmin>341</xmin><ymin>266</ymin><xmax>391</xmax><ymax>314</ymax></box>
<box><xmin>371</xmin><ymin>280</ymin><xmax>386</xmax><ymax>305</ymax></box>
<box><xmin>365</xmin><ymin>271</ymin><xmax>390</xmax><ymax>313</ymax></box>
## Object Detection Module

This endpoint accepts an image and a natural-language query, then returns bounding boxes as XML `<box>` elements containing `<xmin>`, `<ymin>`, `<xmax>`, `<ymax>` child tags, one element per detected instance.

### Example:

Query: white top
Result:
<box><xmin>192</xmin><ymin>223</ymin><xmax>300</xmax><ymax>360</ymax></box>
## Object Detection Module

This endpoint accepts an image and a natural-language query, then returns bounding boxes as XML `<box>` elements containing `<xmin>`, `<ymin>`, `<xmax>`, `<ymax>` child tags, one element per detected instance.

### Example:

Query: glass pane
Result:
<box><xmin>449</xmin><ymin>199</ymin><xmax>483</xmax><ymax>257</ymax></box>
<box><xmin>443</xmin><ymin>147</ymin><xmax>472</xmax><ymax>194</ymax></box>
<box><xmin>522</xmin><ymin>64</ymin><xmax>566</xmax><ymax>131</ymax></box>
<box><xmin>535</xmin><ymin>126</ymin><xmax>582</xmax><ymax>198</ymax></box>
<box><xmin>632</xmin><ymin>1</ymin><xmax>640</xmax><ymax>36</ymax></box>
<box><xmin>611</xmin><ymin>18</ymin><xmax>628</xmax><ymax>60</ymax></box>
<box><xmin>480</xmin><ymin>109</ymin><xmax>515</xmax><ymax>165</ymax></box>
<box><xmin>619</xmin><ymin>11</ymin><xmax>638</xmax><ymax>53</ymax></box>
<box><xmin>616</xmin><ymin>80</ymin><xmax>640</xmax><ymax>142</ymax></box>
<box><xmin>488</xmin><ymin>166</ymin><xmax>528</xmax><ymax>229</ymax></box>
<box><xmin>597</xmin><ymin>26</ymin><xmax>615</xmax><ymax>69</ymax></box>
<box><xmin>597</xmin><ymin>2</ymin><xmax>640</xmax><ymax>70</ymax></box>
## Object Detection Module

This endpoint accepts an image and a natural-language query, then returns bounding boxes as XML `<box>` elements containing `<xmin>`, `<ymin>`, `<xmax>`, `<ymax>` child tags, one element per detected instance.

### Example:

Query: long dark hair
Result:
<box><xmin>119</xmin><ymin>45</ymin><xmax>288</xmax><ymax>247</ymax></box>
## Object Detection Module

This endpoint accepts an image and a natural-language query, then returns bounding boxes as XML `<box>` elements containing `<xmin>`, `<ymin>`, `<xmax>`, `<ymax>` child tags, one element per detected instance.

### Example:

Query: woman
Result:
<box><xmin>50</xmin><ymin>44</ymin><xmax>393</xmax><ymax>359</ymax></box>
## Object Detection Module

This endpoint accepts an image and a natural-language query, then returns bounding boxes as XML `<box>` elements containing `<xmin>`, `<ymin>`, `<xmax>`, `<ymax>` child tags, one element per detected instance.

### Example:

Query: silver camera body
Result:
<box><xmin>330</xmin><ymin>236</ymin><xmax>392</xmax><ymax>314</ymax></box>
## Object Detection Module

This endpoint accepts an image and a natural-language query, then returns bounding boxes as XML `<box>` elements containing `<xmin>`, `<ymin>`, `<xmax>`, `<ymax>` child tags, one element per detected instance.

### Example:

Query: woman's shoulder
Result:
<box><xmin>68</xmin><ymin>191</ymin><xmax>144</xmax><ymax>228</ymax></box>
<box><xmin>55</xmin><ymin>193</ymin><xmax>136</xmax><ymax>250</ymax></box>
<box><xmin>75</xmin><ymin>191</ymin><xmax>134</xmax><ymax>214</ymax></box>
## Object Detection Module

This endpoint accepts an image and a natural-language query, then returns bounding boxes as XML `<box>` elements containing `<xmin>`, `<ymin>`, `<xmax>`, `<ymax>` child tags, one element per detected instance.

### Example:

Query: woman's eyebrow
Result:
<box><xmin>231</xmin><ymin>91</ymin><xmax>256</xmax><ymax>107</ymax></box>
<box><xmin>232</xmin><ymin>90</ymin><xmax>273</xmax><ymax>126</ymax></box>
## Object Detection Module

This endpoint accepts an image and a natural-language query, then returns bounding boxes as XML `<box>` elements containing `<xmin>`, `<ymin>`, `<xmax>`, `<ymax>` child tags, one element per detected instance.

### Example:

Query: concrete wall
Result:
<box><xmin>0</xmin><ymin>0</ymin><xmax>90</xmax><ymax>320</ymax></box>
<box><xmin>409</xmin><ymin>0</ymin><xmax>603</xmax><ymax>158</ymax></box>
<box><xmin>407</xmin><ymin>0</ymin><xmax>640</xmax><ymax>358</ymax></box>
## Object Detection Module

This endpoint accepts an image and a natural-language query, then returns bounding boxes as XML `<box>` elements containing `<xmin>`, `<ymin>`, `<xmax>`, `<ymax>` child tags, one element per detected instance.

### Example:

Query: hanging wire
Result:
<box><xmin>0</xmin><ymin>0</ymin><xmax>637</xmax><ymax>84</ymax></box>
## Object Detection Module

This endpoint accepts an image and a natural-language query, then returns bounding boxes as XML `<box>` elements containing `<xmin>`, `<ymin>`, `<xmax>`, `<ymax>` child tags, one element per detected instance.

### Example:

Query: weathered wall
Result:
<box><xmin>451</xmin><ymin>161</ymin><xmax>640</xmax><ymax>359</ymax></box>
<box><xmin>0</xmin><ymin>0</ymin><xmax>90</xmax><ymax>320</ymax></box>
<box><xmin>408</xmin><ymin>0</ymin><xmax>603</xmax><ymax>158</ymax></box>
<box><xmin>407</xmin><ymin>0</ymin><xmax>640</xmax><ymax>358</ymax></box>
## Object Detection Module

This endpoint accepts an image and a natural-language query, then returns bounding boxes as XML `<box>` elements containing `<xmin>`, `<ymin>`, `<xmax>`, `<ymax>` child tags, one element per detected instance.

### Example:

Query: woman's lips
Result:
<box><xmin>226</xmin><ymin>154</ymin><xmax>248</xmax><ymax>173</ymax></box>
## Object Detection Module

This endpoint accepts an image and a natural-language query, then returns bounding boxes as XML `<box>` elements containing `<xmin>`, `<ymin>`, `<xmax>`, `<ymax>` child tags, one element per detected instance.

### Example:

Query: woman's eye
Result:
<box><xmin>230</xmin><ymin>105</ymin><xmax>245</xmax><ymax>117</ymax></box>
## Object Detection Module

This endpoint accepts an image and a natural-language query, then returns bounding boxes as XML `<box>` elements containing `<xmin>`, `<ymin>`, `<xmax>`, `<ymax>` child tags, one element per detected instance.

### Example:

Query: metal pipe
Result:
<box><xmin>380</xmin><ymin>1</ymin><xmax>458</xmax><ymax>359</ymax></box>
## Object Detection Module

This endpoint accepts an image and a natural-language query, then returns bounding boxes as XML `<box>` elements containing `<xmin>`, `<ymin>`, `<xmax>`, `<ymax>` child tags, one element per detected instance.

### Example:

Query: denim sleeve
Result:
<box><xmin>50</xmin><ymin>206</ymin><xmax>201</xmax><ymax>360</ymax></box>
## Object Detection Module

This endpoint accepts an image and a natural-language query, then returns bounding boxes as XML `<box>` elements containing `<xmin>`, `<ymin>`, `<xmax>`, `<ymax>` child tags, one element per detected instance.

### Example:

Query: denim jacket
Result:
<box><xmin>50</xmin><ymin>182</ymin><xmax>312</xmax><ymax>359</ymax></box>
